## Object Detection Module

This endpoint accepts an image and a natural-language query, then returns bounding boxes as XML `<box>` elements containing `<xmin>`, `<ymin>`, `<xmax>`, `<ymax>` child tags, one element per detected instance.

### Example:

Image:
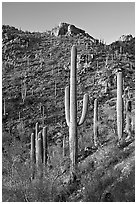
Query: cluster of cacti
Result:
<box><xmin>65</xmin><ymin>45</ymin><xmax>89</xmax><ymax>178</ymax></box>
<box><xmin>26</xmin><ymin>45</ymin><xmax>134</xmax><ymax>182</ymax></box>
<box><xmin>30</xmin><ymin>123</ymin><xmax>48</xmax><ymax>179</ymax></box>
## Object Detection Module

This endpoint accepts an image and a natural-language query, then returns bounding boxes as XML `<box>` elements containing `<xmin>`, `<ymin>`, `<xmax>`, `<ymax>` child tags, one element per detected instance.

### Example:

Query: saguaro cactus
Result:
<box><xmin>30</xmin><ymin>133</ymin><xmax>35</xmax><ymax>179</ymax></box>
<box><xmin>36</xmin><ymin>132</ymin><xmax>43</xmax><ymax>178</ymax></box>
<box><xmin>21</xmin><ymin>80</ymin><xmax>27</xmax><ymax>103</ymax></box>
<box><xmin>31</xmin><ymin>133</ymin><xmax>35</xmax><ymax>163</ymax></box>
<box><xmin>117</xmin><ymin>71</ymin><xmax>123</xmax><ymax>140</ymax></box>
<box><xmin>42</xmin><ymin>106</ymin><xmax>45</xmax><ymax>125</ymax></box>
<box><xmin>125</xmin><ymin>100</ymin><xmax>132</xmax><ymax>137</ymax></box>
<box><xmin>65</xmin><ymin>45</ymin><xmax>89</xmax><ymax>178</ymax></box>
<box><xmin>93</xmin><ymin>99</ymin><xmax>98</xmax><ymax>146</ymax></box>
<box><xmin>35</xmin><ymin>122</ymin><xmax>39</xmax><ymax>140</ymax></box>
<box><xmin>19</xmin><ymin>112</ymin><xmax>21</xmax><ymax>121</ymax></box>
<box><xmin>42</xmin><ymin>127</ymin><xmax>48</xmax><ymax>165</ymax></box>
<box><xmin>63</xmin><ymin>135</ymin><xmax>66</xmax><ymax>157</ymax></box>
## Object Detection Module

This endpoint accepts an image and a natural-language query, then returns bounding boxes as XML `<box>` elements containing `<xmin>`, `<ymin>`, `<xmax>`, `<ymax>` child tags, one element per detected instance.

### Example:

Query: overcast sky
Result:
<box><xmin>2</xmin><ymin>2</ymin><xmax>135</xmax><ymax>44</ymax></box>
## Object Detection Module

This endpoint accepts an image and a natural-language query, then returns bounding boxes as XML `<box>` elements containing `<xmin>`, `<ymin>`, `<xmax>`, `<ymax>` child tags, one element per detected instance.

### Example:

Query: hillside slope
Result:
<box><xmin>2</xmin><ymin>24</ymin><xmax>135</xmax><ymax>202</ymax></box>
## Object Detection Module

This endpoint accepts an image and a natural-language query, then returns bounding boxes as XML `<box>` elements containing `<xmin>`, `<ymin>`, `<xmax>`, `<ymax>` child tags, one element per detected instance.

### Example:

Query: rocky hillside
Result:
<box><xmin>2</xmin><ymin>23</ymin><xmax>135</xmax><ymax>202</ymax></box>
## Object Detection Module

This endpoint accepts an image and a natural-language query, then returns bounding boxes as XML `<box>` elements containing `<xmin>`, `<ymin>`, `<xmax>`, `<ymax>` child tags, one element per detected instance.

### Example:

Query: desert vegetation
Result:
<box><xmin>2</xmin><ymin>24</ymin><xmax>135</xmax><ymax>202</ymax></box>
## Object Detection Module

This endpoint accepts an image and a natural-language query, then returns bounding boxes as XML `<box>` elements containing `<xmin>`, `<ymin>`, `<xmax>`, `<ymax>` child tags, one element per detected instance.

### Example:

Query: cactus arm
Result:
<box><xmin>78</xmin><ymin>93</ymin><xmax>89</xmax><ymax>126</ymax></box>
<box><xmin>65</xmin><ymin>86</ymin><xmax>70</xmax><ymax>127</ymax></box>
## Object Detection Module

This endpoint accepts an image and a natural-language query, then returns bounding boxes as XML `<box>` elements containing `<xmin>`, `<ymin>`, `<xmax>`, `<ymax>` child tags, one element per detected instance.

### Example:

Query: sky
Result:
<box><xmin>2</xmin><ymin>1</ymin><xmax>135</xmax><ymax>44</ymax></box>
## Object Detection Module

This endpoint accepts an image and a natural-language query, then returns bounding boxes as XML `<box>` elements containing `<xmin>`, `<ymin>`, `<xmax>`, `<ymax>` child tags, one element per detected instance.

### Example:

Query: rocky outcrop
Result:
<box><xmin>51</xmin><ymin>22</ymin><xmax>92</xmax><ymax>38</ymax></box>
<box><xmin>119</xmin><ymin>34</ymin><xmax>134</xmax><ymax>42</ymax></box>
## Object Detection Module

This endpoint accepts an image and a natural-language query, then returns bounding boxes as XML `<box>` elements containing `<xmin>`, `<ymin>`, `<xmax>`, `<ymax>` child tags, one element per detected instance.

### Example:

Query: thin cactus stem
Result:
<box><xmin>42</xmin><ymin>106</ymin><xmax>45</xmax><ymax>125</ymax></box>
<box><xmin>30</xmin><ymin>133</ymin><xmax>35</xmax><ymax>179</ymax></box>
<box><xmin>19</xmin><ymin>112</ymin><xmax>21</xmax><ymax>121</ymax></box>
<box><xmin>63</xmin><ymin>135</ymin><xmax>66</xmax><ymax>157</ymax></box>
<box><xmin>21</xmin><ymin>80</ymin><xmax>27</xmax><ymax>103</ymax></box>
<box><xmin>35</xmin><ymin>122</ymin><xmax>39</xmax><ymax>140</ymax></box>
<box><xmin>55</xmin><ymin>81</ymin><xmax>57</xmax><ymax>97</ymax></box>
<box><xmin>104</xmin><ymin>81</ymin><xmax>108</xmax><ymax>94</ymax></box>
<box><xmin>3</xmin><ymin>98</ymin><xmax>6</xmax><ymax>116</ymax></box>
<box><xmin>40</xmin><ymin>102</ymin><xmax>42</xmax><ymax>113</ymax></box>
<box><xmin>125</xmin><ymin>100</ymin><xmax>132</xmax><ymax>137</ymax></box>
<box><xmin>97</xmin><ymin>60</ymin><xmax>98</xmax><ymax>69</ymax></box>
<box><xmin>31</xmin><ymin>133</ymin><xmax>35</xmax><ymax>163</ymax></box>
<box><xmin>43</xmin><ymin>127</ymin><xmax>48</xmax><ymax>166</ymax></box>
<box><xmin>120</xmin><ymin>46</ymin><xmax>122</xmax><ymax>54</ymax></box>
<box><xmin>27</xmin><ymin>57</ymin><xmax>29</xmax><ymax>67</ymax></box>
<box><xmin>36</xmin><ymin>132</ymin><xmax>43</xmax><ymax>178</ymax></box>
<box><xmin>117</xmin><ymin>71</ymin><xmax>123</xmax><ymax>140</ymax></box>
<box><xmin>105</xmin><ymin>56</ymin><xmax>108</xmax><ymax>66</ymax></box>
<box><xmin>93</xmin><ymin>99</ymin><xmax>98</xmax><ymax>146</ymax></box>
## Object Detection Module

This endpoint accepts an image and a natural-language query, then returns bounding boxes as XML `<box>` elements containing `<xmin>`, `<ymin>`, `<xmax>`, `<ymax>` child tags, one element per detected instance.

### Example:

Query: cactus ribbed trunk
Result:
<box><xmin>36</xmin><ymin>132</ymin><xmax>43</xmax><ymax>178</ymax></box>
<box><xmin>93</xmin><ymin>99</ymin><xmax>98</xmax><ymax>146</ymax></box>
<box><xmin>117</xmin><ymin>71</ymin><xmax>123</xmax><ymax>140</ymax></box>
<box><xmin>63</xmin><ymin>135</ymin><xmax>66</xmax><ymax>157</ymax></box>
<box><xmin>70</xmin><ymin>45</ymin><xmax>78</xmax><ymax>174</ymax></box>
<box><xmin>3</xmin><ymin>98</ymin><xmax>6</xmax><ymax>116</ymax></box>
<box><xmin>31</xmin><ymin>133</ymin><xmax>35</xmax><ymax>179</ymax></box>
<box><xmin>31</xmin><ymin>133</ymin><xmax>35</xmax><ymax>163</ymax></box>
<box><xmin>19</xmin><ymin>112</ymin><xmax>21</xmax><ymax>121</ymax></box>
<box><xmin>35</xmin><ymin>122</ymin><xmax>38</xmax><ymax>140</ymax></box>
<box><xmin>43</xmin><ymin>127</ymin><xmax>47</xmax><ymax>166</ymax></box>
<box><xmin>125</xmin><ymin>100</ymin><xmax>131</xmax><ymax>137</ymax></box>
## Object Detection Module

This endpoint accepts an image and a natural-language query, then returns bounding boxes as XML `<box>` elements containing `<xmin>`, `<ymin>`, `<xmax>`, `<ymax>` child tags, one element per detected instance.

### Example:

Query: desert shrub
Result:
<box><xmin>2</xmin><ymin>137</ymin><xmax>71</xmax><ymax>202</ymax></box>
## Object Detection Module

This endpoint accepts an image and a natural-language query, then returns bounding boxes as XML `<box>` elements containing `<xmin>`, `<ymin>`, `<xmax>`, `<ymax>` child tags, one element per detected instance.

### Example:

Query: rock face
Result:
<box><xmin>51</xmin><ymin>22</ymin><xmax>91</xmax><ymax>37</ymax></box>
<box><xmin>119</xmin><ymin>34</ymin><xmax>134</xmax><ymax>42</ymax></box>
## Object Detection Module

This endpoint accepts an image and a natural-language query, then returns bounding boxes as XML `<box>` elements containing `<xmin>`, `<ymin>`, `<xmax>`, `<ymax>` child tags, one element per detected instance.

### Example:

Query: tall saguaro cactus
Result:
<box><xmin>117</xmin><ymin>71</ymin><xmax>123</xmax><ymax>140</ymax></box>
<box><xmin>65</xmin><ymin>45</ymin><xmax>89</xmax><ymax>178</ymax></box>
<box><xmin>93</xmin><ymin>99</ymin><xmax>98</xmax><ymax>146</ymax></box>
